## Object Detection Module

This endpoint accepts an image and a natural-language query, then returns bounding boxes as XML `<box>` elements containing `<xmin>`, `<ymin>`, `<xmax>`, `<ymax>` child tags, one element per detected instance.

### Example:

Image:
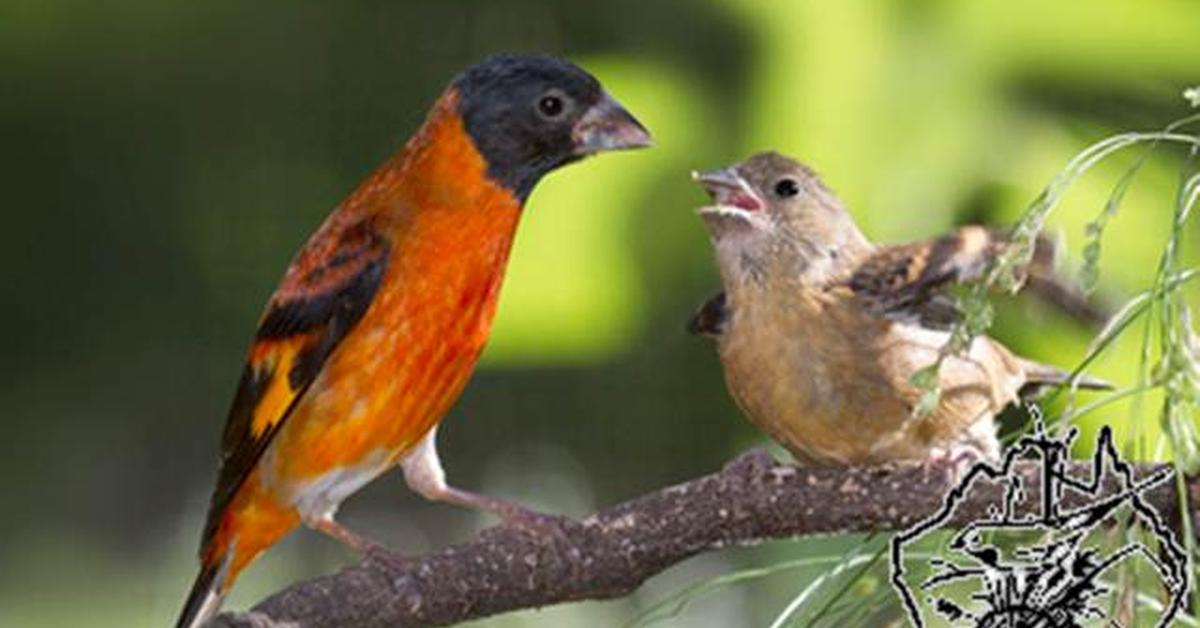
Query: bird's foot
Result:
<box><xmin>440</xmin><ymin>487</ymin><xmax>572</xmax><ymax>539</ymax></box>
<box><xmin>924</xmin><ymin>443</ymin><xmax>988</xmax><ymax>487</ymax></box>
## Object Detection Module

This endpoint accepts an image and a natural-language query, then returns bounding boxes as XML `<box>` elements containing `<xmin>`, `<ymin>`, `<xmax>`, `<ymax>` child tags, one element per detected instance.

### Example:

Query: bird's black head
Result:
<box><xmin>454</xmin><ymin>54</ymin><xmax>651</xmax><ymax>202</ymax></box>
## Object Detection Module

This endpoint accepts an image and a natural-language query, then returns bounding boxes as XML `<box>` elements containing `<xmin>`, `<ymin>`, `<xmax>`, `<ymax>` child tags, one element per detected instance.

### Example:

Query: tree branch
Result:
<box><xmin>215</xmin><ymin>450</ymin><xmax>1198</xmax><ymax>628</ymax></box>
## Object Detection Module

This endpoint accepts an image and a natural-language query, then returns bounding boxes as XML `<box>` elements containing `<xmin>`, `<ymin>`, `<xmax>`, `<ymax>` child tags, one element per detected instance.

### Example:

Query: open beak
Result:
<box><xmin>692</xmin><ymin>167</ymin><xmax>765</xmax><ymax>213</ymax></box>
<box><xmin>572</xmin><ymin>92</ymin><xmax>652</xmax><ymax>155</ymax></box>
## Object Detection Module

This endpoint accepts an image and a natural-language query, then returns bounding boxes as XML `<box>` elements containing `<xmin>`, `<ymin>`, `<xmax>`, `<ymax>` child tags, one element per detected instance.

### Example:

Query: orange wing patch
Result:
<box><xmin>243</xmin><ymin>335</ymin><xmax>315</xmax><ymax>438</ymax></box>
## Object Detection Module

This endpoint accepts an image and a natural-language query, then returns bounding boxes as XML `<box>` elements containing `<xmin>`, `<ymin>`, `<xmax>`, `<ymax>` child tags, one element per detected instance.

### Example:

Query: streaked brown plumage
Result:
<box><xmin>689</xmin><ymin>152</ymin><xmax>1107</xmax><ymax>465</ymax></box>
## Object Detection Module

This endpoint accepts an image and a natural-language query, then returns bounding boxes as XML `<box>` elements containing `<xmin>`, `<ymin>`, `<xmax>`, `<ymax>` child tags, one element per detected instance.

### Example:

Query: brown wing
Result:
<box><xmin>201</xmin><ymin>217</ymin><xmax>389</xmax><ymax>546</ymax></box>
<box><xmin>687</xmin><ymin>291</ymin><xmax>729</xmax><ymax>338</ymax></box>
<box><xmin>845</xmin><ymin>226</ymin><xmax>1013</xmax><ymax>328</ymax></box>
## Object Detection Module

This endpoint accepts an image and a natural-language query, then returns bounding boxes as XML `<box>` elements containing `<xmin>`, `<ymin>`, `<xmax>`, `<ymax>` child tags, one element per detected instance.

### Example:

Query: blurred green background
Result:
<box><xmin>2</xmin><ymin>1</ymin><xmax>1198</xmax><ymax>626</ymax></box>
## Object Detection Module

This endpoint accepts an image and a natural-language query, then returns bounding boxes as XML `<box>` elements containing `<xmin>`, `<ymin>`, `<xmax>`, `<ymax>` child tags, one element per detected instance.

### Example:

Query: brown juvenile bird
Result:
<box><xmin>688</xmin><ymin>151</ymin><xmax>1107</xmax><ymax>465</ymax></box>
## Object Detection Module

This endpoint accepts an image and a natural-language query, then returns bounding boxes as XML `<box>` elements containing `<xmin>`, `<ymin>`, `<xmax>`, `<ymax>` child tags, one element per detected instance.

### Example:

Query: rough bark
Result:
<box><xmin>215</xmin><ymin>449</ymin><xmax>1198</xmax><ymax>628</ymax></box>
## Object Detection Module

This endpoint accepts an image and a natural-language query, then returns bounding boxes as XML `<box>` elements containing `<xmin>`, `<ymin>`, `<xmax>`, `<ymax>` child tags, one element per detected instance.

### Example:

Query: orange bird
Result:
<box><xmin>176</xmin><ymin>55</ymin><xmax>651</xmax><ymax>628</ymax></box>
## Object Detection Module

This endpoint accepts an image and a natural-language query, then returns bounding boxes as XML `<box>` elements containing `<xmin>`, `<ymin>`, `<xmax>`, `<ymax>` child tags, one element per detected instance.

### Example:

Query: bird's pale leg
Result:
<box><xmin>400</xmin><ymin>427</ymin><xmax>560</xmax><ymax>529</ymax></box>
<box><xmin>925</xmin><ymin>441</ymin><xmax>990</xmax><ymax>486</ymax></box>
<box><xmin>311</xmin><ymin>516</ymin><xmax>388</xmax><ymax>555</ymax></box>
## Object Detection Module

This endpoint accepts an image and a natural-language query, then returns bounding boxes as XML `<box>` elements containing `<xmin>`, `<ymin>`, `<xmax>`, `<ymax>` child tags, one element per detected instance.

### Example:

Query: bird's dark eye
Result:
<box><xmin>537</xmin><ymin>92</ymin><xmax>566</xmax><ymax>119</ymax></box>
<box><xmin>774</xmin><ymin>178</ymin><xmax>800</xmax><ymax>198</ymax></box>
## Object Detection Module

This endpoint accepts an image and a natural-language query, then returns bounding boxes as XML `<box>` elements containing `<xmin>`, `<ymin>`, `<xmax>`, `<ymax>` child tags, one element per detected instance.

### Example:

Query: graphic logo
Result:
<box><xmin>890</xmin><ymin>416</ymin><xmax>1189</xmax><ymax>627</ymax></box>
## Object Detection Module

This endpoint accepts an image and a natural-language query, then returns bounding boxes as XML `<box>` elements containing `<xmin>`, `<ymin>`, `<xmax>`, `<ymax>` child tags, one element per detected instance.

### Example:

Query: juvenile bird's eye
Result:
<box><xmin>536</xmin><ymin>92</ymin><xmax>566</xmax><ymax>119</ymax></box>
<box><xmin>774</xmin><ymin>178</ymin><xmax>800</xmax><ymax>198</ymax></box>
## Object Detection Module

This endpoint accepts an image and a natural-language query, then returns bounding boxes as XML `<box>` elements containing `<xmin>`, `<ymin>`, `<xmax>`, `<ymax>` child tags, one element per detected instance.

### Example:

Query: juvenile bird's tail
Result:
<box><xmin>1018</xmin><ymin>358</ymin><xmax>1113</xmax><ymax>400</ymax></box>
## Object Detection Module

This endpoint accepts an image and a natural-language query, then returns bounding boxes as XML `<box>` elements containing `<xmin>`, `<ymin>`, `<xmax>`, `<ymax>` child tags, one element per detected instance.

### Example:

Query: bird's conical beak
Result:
<box><xmin>692</xmin><ymin>167</ymin><xmax>745</xmax><ymax>197</ymax></box>
<box><xmin>692</xmin><ymin>166</ymin><xmax>764</xmax><ymax>212</ymax></box>
<box><xmin>572</xmin><ymin>92</ymin><xmax>652</xmax><ymax>155</ymax></box>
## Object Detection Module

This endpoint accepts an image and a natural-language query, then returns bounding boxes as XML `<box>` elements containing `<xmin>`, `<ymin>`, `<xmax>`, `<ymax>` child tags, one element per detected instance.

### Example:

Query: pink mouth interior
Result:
<box><xmin>714</xmin><ymin>189</ymin><xmax>763</xmax><ymax>211</ymax></box>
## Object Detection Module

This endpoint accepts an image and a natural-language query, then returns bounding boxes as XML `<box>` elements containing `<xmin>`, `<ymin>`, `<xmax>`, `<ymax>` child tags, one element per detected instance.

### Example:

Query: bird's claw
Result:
<box><xmin>924</xmin><ymin>444</ymin><xmax>986</xmax><ymax>487</ymax></box>
<box><xmin>492</xmin><ymin>502</ymin><xmax>574</xmax><ymax>542</ymax></box>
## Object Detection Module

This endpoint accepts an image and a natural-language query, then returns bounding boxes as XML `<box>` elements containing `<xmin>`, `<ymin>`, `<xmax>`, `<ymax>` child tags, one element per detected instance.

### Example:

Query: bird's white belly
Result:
<box><xmin>284</xmin><ymin>448</ymin><xmax>393</xmax><ymax>522</ymax></box>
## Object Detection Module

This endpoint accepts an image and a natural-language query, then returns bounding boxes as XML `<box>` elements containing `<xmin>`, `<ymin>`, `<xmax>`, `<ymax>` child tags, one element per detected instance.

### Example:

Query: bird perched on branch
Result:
<box><xmin>688</xmin><ymin>151</ymin><xmax>1107</xmax><ymax>467</ymax></box>
<box><xmin>176</xmin><ymin>55</ymin><xmax>650</xmax><ymax>628</ymax></box>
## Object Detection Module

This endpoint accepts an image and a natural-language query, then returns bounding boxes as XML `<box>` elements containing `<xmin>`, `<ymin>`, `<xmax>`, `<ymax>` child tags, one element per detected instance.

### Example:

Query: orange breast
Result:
<box><xmin>264</xmin><ymin>93</ymin><xmax>523</xmax><ymax>486</ymax></box>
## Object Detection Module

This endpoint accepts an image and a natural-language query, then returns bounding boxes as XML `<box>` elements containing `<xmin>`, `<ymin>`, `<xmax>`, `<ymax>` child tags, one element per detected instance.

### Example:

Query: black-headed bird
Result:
<box><xmin>176</xmin><ymin>54</ymin><xmax>651</xmax><ymax>628</ymax></box>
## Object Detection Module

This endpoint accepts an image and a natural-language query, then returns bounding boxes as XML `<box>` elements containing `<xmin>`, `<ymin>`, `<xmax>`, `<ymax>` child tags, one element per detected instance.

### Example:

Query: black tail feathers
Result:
<box><xmin>175</xmin><ymin>563</ymin><xmax>224</xmax><ymax>628</ymax></box>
